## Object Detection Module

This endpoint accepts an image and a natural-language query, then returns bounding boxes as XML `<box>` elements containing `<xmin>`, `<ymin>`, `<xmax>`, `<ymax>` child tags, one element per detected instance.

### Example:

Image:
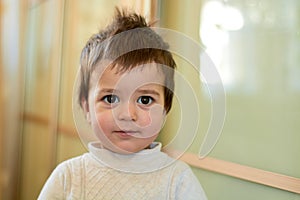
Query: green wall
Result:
<box><xmin>159</xmin><ymin>0</ymin><xmax>300</xmax><ymax>199</ymax></box>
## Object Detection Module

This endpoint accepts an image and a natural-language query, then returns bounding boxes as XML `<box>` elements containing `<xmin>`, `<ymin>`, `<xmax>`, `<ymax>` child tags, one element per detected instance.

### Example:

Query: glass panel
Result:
<box><xmin>20</xmin><ymin>0</ymin><xmax>64</xmax><ymax>199</ymax></box>
<box><xmin>199</xmin><ymin>0</ymin><xmax>300</xmax><ymax>177</ymax></box>
<box><xmin>158</xmin><ymin>0</ymin><xmax>300</xmax><ymax>199</ymax></box>
<box><xmin>1</xmin><ymin>0</ymin><xmax>23</xmax><ymax>199</ymax></box>
<box><xmin>197</xmin><ymin>0</ymin><xmax>300</xmax><ymax>199</ymax></box>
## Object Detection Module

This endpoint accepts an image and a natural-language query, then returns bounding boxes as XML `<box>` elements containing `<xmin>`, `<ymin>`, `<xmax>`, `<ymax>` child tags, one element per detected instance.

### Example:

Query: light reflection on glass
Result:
<box><xmin>200</xmin><ymin>0</ymin><xmax>300</xmax><ymax>94</ymax></box>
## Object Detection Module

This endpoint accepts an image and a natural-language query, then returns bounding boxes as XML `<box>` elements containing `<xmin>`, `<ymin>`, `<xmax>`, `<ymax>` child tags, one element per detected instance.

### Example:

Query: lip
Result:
<box><xmin>114</xmin><ymin>130</ymin><xmax>138</xmax><ymax>138</ymax></box>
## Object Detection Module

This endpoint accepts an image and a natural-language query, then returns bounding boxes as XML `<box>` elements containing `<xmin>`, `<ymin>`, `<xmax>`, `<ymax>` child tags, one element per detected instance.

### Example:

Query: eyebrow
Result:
<box><xmin>94</xmin><ymin>88</ymin><xmax>117</xmax><ymax>96</ymax></box>
<box><xmin>98</xmin><ymin>88</ymin><xmax>116</xmax><ymax>93</ymax></box>
<box><xmin>94</xmin><ymin>88</ymin><xmax>161</xmax><ymax>97</ymax></box>
<box><xmin>136</xmin><ymin>89</ymin><xmax>161</xmax><ymax>96</ymax></box>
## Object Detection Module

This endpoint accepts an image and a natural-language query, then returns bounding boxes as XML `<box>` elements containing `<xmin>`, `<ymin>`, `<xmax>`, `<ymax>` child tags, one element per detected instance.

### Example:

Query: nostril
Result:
<box><xmin>114</xmin><ymin>103</ymin><xmax>137</xmax><ymax>121</ymax></box>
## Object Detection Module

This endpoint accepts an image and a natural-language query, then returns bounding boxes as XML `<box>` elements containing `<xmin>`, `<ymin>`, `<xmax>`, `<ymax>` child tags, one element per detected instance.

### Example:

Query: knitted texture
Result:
<box><xmin>38</xmin><ymin>143</ymin><xmax>207</xmax><ymax>200</ymax></box>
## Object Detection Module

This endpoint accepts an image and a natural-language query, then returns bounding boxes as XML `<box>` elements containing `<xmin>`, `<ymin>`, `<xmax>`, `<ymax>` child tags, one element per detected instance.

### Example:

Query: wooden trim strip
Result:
<box><xmin>22</xmin><ymin>112</ymin><xmax>300</xmax><ymax>194</ymax></box>
<box><xmin>22</xmin><ymin>112</ymin><xmax>77</xmax><ymax>138</ymax></box>
<box><xmin>180</xmin><ymin>152</ymin><xmax>300</xmax><ymax>194</ymax></box>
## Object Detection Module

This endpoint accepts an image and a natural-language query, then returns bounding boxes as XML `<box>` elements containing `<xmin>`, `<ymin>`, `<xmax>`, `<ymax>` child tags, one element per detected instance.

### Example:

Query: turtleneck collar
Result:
<box><xmin>88</xmin><ymin>142</ymin><xmax>175</xmax><ymax>173</ymax></box>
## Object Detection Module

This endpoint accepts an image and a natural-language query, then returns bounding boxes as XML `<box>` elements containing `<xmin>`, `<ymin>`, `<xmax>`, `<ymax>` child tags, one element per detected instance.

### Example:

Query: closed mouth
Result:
<box><xmin>114</xmin><ymin>130</ymin><xmax>138</xmax><ymax>136</ymax></box>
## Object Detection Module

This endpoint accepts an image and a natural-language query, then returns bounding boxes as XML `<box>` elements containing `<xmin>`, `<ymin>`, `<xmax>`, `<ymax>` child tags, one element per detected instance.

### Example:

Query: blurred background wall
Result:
<box><xmin>0</xmin><ymin>0</ymin><xmax>299</xmax><ymax>199</ymax></box>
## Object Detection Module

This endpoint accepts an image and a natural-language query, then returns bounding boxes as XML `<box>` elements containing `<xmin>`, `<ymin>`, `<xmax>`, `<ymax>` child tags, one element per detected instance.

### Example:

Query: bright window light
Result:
<box><xmin>200</xmin><ymin>1</ymin><xmax>244</xmax><ymax>86</ymax></box>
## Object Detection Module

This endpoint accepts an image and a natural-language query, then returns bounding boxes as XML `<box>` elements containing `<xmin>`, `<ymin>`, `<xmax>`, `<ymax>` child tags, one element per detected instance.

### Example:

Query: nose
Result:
<box><xmin>115</xmin><ymin>101</ymin><xmax>137</xmax><ymax>121</ymax></box>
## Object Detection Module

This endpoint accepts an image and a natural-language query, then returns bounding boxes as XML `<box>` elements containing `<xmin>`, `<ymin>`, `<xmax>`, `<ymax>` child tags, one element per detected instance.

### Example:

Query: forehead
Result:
<box><xmin>92</xmin><ymin>63</ymin><xmax>165</xmax><ymax>90</ymax></box>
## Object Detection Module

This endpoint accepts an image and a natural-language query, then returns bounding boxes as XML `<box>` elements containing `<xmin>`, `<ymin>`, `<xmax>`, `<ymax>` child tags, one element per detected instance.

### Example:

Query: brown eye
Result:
<box><xmin>102</xmin><ymin>95</ymin><xmax>120</xmax><ymax>104</ymax></box>
<box><xmin>137</xmin><ymin>96</ymin><xmax>153</xmax><ymax>105</ymax></box>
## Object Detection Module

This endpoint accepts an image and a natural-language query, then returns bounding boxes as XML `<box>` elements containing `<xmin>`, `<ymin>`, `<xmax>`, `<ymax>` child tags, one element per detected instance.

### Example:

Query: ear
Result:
<box><xmin>81</xmin><ymin>99</ymin><xmax>91</xmax><ymax>124</ymax></box>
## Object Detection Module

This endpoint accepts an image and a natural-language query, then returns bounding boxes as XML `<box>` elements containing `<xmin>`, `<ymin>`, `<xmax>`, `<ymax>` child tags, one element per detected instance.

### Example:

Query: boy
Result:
<box><xmin>38</xmin><ymin>8</ymin><xmax>207</xmax><ymax>199</ymax></box>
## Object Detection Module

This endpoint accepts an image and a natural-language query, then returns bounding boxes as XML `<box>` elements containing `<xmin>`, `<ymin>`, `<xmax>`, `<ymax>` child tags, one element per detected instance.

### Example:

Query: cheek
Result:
<box><xmin>138</xmin><ymin>111</ymin><xmax>152</xmax><ymax>127</ymax></box>
<box><xmin>92</xmin><ymin>111</ymin><xmax>114</xmax><ymax>135</ymax></box>
<box><xmin>138</xmin><ymin>105</ymin><xmax>166</xmax><ymax>134</ymax></box>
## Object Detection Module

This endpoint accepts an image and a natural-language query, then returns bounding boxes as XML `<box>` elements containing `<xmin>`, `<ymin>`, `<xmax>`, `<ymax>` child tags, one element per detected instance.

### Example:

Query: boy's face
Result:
<box><xmin>86</xmin><ymin>64</ymin><xmax>166</xmax><ymax>154</ymax></box>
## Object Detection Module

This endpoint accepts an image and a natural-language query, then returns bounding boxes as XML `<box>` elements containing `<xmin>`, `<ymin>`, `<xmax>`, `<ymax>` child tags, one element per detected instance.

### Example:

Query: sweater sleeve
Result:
<box><xmin>171</xmin><ymin>162</ymin><xmax>208</xmax><ymax>200</ymax></box>
<box><xmin>37</xmin><ymin>162</ymin><xmax>71</xmax><ymax>200</ymax></box>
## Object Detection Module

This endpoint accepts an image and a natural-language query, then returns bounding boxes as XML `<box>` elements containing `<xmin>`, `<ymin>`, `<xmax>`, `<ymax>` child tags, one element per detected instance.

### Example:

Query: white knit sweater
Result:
<box><xmin>38</xmin><ymin>142</ymin><xmax>207</xmax><ymax>200</ymax></box>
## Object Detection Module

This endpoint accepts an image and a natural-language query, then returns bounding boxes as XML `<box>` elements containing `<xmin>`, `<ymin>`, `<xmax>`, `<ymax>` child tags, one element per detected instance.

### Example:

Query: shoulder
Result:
<box><xmin>43</xmin><ymin>154</ymin><xmax>88</xmax><ymax>186</ymax></box>
<box><xmin>168</xmin><ymin>159</ymin><xmax>197</xmax><ymax>182</ymax></box>
<box><xmin>168</xmin><ymin>159</ymin><xmax>208</xmax><ymax>200</ymax></box>
<box><xmin>53</xmin><ymin>154</ymin><xmax>88</xmax><ymax>174</ymax></box>
<box><xmin>38</xmin><ymin>154</ymin><xmax>90</xmax><ymax>200</ymax></box>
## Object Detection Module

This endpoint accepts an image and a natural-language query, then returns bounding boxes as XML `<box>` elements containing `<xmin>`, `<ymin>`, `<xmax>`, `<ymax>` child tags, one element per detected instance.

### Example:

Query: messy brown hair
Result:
<box><xmin>79</xmin><ymin>8</ymin><xmax>176</xmax><ymax>113</ymax></box>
